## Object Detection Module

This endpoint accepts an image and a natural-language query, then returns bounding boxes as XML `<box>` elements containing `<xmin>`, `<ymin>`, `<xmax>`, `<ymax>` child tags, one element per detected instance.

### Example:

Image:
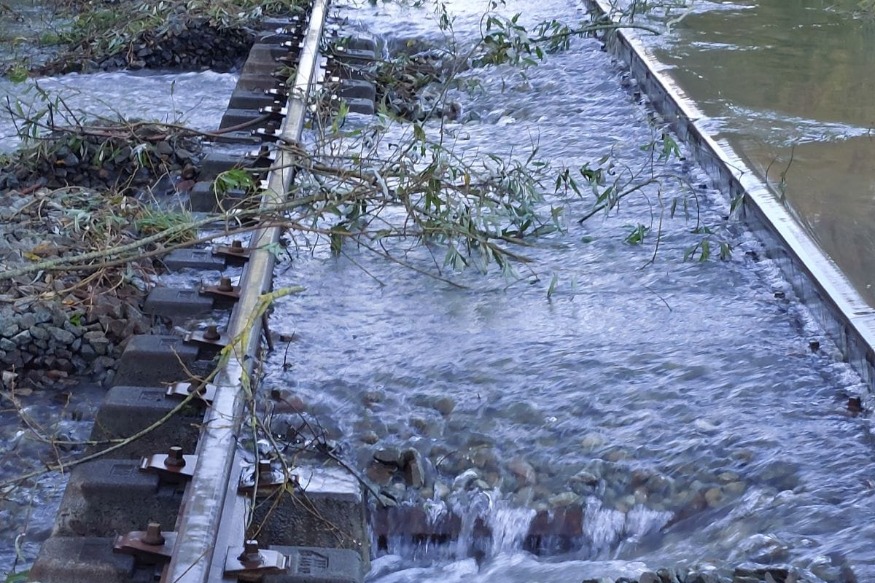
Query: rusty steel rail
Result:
<box><xmin>163</xmin><ymin>0</ymin><xmax>330</xmax><ymax>580</ymax></box>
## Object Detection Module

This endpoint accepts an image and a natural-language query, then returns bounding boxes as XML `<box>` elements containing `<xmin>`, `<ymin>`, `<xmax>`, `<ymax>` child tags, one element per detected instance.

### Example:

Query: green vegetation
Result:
<box><xmin>4</xmin><ymin>571</ymin><xmax>28</xmax><ymax>583</ymax></box>
<box><xmin>56</xmin><ymin>0</ymin><xmax>297</xmax><ymax>60</ymax></box>
<box><xmin>0</xmin><ymin>0</ymin><xmax>307</xmax><ymax>76</ymax></box>
<box><xmin>6</xmin><ymin>61</ymin><xmax>28</xmax><ymax>82</ymax></box>
<box><xmin>0</xmin><ymin>3</ymin><xmax>739</xmax><ymax>570</ymax></box>
<box><xmin>0</xmin><ymin>0</ymin><xmax>732</xmax><ymax>293</ymax></box>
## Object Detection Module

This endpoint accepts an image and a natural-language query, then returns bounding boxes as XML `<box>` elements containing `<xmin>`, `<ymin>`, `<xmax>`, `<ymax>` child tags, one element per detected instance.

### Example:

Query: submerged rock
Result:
<box><xmin>507</xmin><ymin>458</ymin><xmax>537</xmax><ymax>486</ymax></box>
<box><xmin>401</xmin><ymin>447</ymin><xmax>428</xmax><ymax>489</ymax></box>
<box><xmin>374</xmin><ymin>446</ymin><xmax>402</xmax><ymax>467</ymax></box>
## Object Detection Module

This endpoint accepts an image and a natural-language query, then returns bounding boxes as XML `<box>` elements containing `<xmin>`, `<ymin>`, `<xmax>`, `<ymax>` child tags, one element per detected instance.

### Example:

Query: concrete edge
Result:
<box><xmin>584</xmin><ymin>0</ymin><xmax>875</xmax><ymax>391</ymax></box>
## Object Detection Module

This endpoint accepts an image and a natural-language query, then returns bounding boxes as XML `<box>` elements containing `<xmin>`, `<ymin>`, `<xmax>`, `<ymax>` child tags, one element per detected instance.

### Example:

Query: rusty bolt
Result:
<box><xmin>238</xmin><ymin>540</ymin><xmax>263</xmax><ymax>565</ymax></box>
<box><xmin>165</xmin><ymin>446</ymin><xmax>186</xmax><ymax>468</ymax></box>
<box><xmin>203</xmin><ymin>325</ymin><xmax>221</xmax><ymax>341</ymax></box>
<box><xmin>229</xmin><ymin>240</ymin><xmax>245</xmax><ymax>254</ymax></box>
<box><xmin>218</xmin><ymin>276</ymin><xmax>233</xmax><ymax>292</ymax></box>
<box><xmin>141</xmin><ymin>522</ymin><xmax>166</xmax><ymax>546</ymax></box>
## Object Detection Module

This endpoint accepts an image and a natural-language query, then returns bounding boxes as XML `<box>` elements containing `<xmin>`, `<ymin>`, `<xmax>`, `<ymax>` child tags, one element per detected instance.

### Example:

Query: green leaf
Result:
<box><xmin>730</xmin><ymin>193</ymin><xmax>744</xmax><ymax>215</ymax></box>
<box><xmin>683</xmin><ymin>243</ymin><xmax>698</xmax><ymax>262</ymax></box>
<box><xmin>699</xmin><ymin>239</ymin><xmax>711</xmax><ymax>261</ymax></box>
<box><xmin>214</xmin><ymin>168</ymin><xmax>256</xmax><ymax>196</ymax></box>
<box><xmin>547</xmin><ymin>272</ymin><xmax>559</xmax><ymax>300</ymax></box>
<box><xmin>624</xmin><ymin>224</ymin><xmax>649</xmax><ymax>245</ymax></box>
<box><xmin>330</xmin><ymin>226</ymin><xmax>348</xmax><ymax>256</ymax></box>
<box><xmin>413</xmin><ymin>123</ymin><xmax>425</xmax><ymax>142</ymax></box>
<box><xmin>659</xmin><ymin>133</ymin><xmax>681</xmax><ymax>160</ymax></box>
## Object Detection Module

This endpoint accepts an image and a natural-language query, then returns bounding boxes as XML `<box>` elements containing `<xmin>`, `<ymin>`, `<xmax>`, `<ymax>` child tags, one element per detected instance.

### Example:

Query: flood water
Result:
<box><xmin>260</xmin><ymin>0</ymin><xmax>875</xmax><ymax>581</ymax></box>
<box><xmin>644</xmin><ymin>0</ymin><xmax>875</xmax><ymax>306</ymax></box>
<box><xmin>0</xmin><ymin>5</ymin><xmax>236</xmax><ymax>572</ymax></box>
<box><xmin>1</xmin><ymin>0</ymin><xmax>873</xmax><ymax>581</ymax></box>
<box><xmin>0</xmin><ymin>384</ymin><xmax>102</xmax><ymax>572</ymax></box>
<box><xmin>0</xmin><ymin>0</ymin><xmax>238</xmax><ymax>151</ymax></box>
<box><xmin>0</xmin><ymin>70</ymin><xmax>238</xmax><ymax>152</ymax></box>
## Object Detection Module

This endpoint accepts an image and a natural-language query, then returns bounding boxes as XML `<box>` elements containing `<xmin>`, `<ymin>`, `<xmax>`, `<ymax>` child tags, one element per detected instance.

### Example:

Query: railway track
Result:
<box><xmin>28</xmin><ymin>1</ymin><xmax>376</xmax><ymax>581</ymax></box>
<box><xmin>19</xmin><ymin>5</ymin><xmax>617</xmax><ymax>578</ymax></box>
<box><xmin>22</xmin><ymin>0</ymin><xmax>875</xmax><ymax>580</ymax></box>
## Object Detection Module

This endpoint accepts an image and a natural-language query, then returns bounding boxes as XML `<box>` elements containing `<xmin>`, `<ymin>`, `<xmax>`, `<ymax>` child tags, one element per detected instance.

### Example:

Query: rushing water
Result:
<box><xmin>0</xmin><ymin>70</ymin><xmax>238</xmax><ymax>152</ymax></box>
<box><xmin>1</xmin><ymin>0</ymin><xmax>872</xmax><ymax>580</ymax></box>
<box><xmin>0</xmin><ymin>22</ymin><xmax>237</xmax><ymax>580</ymax></box>
<box><xmin>0</xmin><ymin>383</ymin><xmax>102</xmax><ymax>572</ymax></box>
<box><xmin>0</xmin><ymin>0</ymin><xmax>65</xmax><ymax>68</ymax></box>
<box><xmin>259</xmin><ymin>0</ymin><xmax>875</xmax><ymax>581</ymax></box>
<box><xmin>0</xmin><ymin>0</ymin><xmax>237</xmax><ymax>151</ymax></box>
<box><xmin>641</xmin><ymin>0</ymin><xmax>875</xmax><ymax>306</ymax></box>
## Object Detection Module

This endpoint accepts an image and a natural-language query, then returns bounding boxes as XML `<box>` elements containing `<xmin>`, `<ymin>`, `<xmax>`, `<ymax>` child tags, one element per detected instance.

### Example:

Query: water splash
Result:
<box><xmin>584</xmin><ymin>497</ymin><xmax>628</xmax><ymax>556</ymax></box>
<box><xmin>625</xmin><ymin>504</ymin><xmax>673</xmax><ymax>541</ymax></box>
<box><xmin>424</xmin><ymin>496</ymin><xmax>448</xmax><ymax>525</ymax></box>
<box><xmin>451</xmin><ymin>489</ymin><xmax>493</xmax><ymax>559</ymax></box>
<box><xmin>489</xmin><ymin>502</ymin><xmax>536</xmax><ymax>556</ymax></box>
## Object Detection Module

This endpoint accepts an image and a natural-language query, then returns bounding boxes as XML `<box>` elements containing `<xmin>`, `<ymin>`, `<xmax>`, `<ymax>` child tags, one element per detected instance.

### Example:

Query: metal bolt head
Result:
<box><xmin>141</xmin><ymin>522</ymin><xmax>166</xmax><ymax>546</ymax></box>
<box><xmin>218</xmin><ymin>276</ymin><xmax>233</xmax><ymax>292</ymax></box>
<box><xmin>238</xmin><ymin>540</ymin><xmax>263</xmax><ymax>565</ymax></box>
<box><xmin>229</xmin><ymin>240</ymin><xmax>245</xmax><ymax>254</ymax></box>
<box><xmin>165</xmin><ymin>446</ymin><xmax>186</xmax><ymax>468</ymax></box>
<box><xmin>203</xmin><ymin>325</ymin><xmax>220</xmax><ymax>341</ymax></box>
<box><xmin>257</xmin><ymin>460</ymin><xmax>273</xmax><ymax>479</ymax></box>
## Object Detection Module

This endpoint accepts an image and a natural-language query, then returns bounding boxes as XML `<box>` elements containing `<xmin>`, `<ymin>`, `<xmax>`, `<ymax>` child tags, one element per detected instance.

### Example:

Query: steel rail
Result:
<box><xmin>163</xmin><ymin>0</ymin><xmax>330</xmax><ymax>580</ymax></box>
<box><xmin>584</xmin><ymin>0</ymin><xmax>875</xmax><ymax>389</ymax></box>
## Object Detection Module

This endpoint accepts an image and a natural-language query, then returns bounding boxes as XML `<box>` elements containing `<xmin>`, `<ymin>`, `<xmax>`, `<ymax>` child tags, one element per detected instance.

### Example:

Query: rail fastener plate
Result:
<box><xmin>186</xmin><ymin>328</ymin><xmax>231</xmax><ymax>349</ymax></box>
<box><xmin>238</xmin><ymin>462</ymin><xmax>299</xmax><ymax>494</ymax></box>
<box><xmin>213</xmin><ymin>241</ymin><xmax>252</xmax><ymax>262</ymax></box>
<box><xmin>200</xmin><ymin>282</ymin><xmax>242</xmax><ymax>302</ymax></box>
<box><xmin>140</xmin><ymin>452</ymin><xmax>197</xmax><ymax>480</ymax></box>
<box><xmin>224</xmin><ymin>546</ymin><xmax>289</xmax><ymax>581</ymax></box>
<box><xmin>114</xmin><ymin>529</ymin><xmax>178</xmax><ymax>563</ymax></box>
<box><xmin>166</xmin><ymin>381</ymin><xmax>217</xmax><ymax>404</ymax></box>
